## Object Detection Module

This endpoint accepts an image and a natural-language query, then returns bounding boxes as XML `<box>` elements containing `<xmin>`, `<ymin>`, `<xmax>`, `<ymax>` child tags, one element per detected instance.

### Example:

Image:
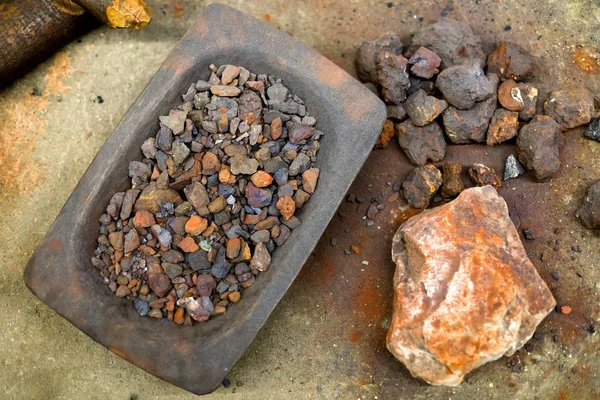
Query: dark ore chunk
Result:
<box><xmin>356</xmin><ymin>33</ymin><xmax>404</xmax><ymax>83</ymax></box>
<box><xmin>411</xmin><ymin>18</ymin><xmax>485</xmax><ymax>69</ymax></box>
<box><xmin>577</xmin><ymin>180</ymin><xmax>600</xmax><ymax>229</ymax></box>
<box><xmin>402</xmin><ymin>165</ymin><xmax>443</xmax><ymax>208</ymax></box>
<box><xmin>396</xmin><ymin>120</ymin><xmax>446</xmax><ymax>166</ymax></box>
<box><xmin>376</xmin><ymin>51</ymin><xmax>410</xmax><ymax>105</ymax></box>
<box><xmin>517</xmin><ymin>115</ymin><xmax>562</xmax><ymax>181</ymax></box>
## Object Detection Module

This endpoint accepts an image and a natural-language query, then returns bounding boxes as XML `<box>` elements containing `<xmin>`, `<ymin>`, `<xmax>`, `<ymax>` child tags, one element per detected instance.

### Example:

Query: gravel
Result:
<box><xmin>92</xmin><ymin>64</ymin><xmax>322</xmax><ymax>325</ymax></box>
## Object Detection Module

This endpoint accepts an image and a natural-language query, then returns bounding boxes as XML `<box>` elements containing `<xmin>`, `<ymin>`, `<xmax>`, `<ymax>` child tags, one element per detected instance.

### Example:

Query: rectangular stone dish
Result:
<box><xmin>23</xmin><ymin>3</ymin><xmax>386</xmax><ymax>395</ymax></box>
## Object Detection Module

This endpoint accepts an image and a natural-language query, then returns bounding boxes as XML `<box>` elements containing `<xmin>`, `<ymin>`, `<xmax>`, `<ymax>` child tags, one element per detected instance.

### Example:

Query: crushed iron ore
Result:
<box><xmin>358</xmin><ymin>18</ymin><xmax>598</xmax><ymax>210</ymax></box>
<box><xmin>403</xmin><ymin>164</ymin><xmax>442</xmax><ymax>209</ymax></box>
<box><xmin>469</xmin><ymin>163</ymin><xmax>501</xmax><ymax>189</ymax></box>
<box><xmin>441</xmin><ymin>162</ymin><xmax>464</xmax><ymax>199</ymax></box>
<box><xmin>91</xmin><ymin>64</ymin><xmax>321</xmax><ymax>325</ymax></box>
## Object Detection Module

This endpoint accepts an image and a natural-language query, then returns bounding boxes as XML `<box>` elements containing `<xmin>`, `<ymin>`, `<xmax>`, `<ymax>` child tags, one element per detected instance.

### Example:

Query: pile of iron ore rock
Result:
<box><xmin>358</xmin><ymin>17</ymin><xmax>599</xmax><ymax>215</ymax></box>
<box><xmin>91</xmin><ymin>64</ymin><xmax>321</xmax><ymax>325</ymax></box>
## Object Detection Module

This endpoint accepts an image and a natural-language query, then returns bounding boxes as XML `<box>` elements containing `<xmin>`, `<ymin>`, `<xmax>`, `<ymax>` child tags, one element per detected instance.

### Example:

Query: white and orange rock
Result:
<box><xmin>387</xmin><ymin>186</ymin><xmax>555</xmax><ymax>386</ymax></box>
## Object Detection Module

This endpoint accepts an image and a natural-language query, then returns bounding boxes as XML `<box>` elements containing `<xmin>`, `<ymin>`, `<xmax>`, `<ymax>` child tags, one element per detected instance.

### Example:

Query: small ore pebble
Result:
<box><xmin>523</xmin><ymin>228</ymin><xmax>536</xmax><ymax>240</ymax></box>
<box><xmin>551</xmin><ymin>271</ymin><xmax>560</xmax><ymax>281</ymax></box>
<box><xmin>344</xmin><ymin>249</ymin><xmax>351</xmax><ymax>255</ymax></box>
<box><xmin>330</xmin><ymin>238</ymin><xmax>337</xmax><ymax>246</ymax></box>
<box><xmin>351</xmin><ymin>245</ymin><xmax>360</xmax><ymax>254</ymax></box>
<box><xmin>571</xmin><ymin>245</ymin><xmax>582</xmax><ymax>253</ymax></box>
<box><xmin>560</xmin><ymin>306</ymin><xmax>572</xmax><ymax>315</ymax></box>
<box><xmin>222</xmin><ymin>378</ymin><xmax>231</xmax><ymax>388</ymax></box>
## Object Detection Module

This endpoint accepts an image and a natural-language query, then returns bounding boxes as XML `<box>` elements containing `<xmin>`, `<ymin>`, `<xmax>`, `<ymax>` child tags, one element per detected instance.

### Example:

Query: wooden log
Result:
<box><xmin>0</xmin><ymin>0</ymin><xmax>151</xmax><ymax>88</ymax></box>
<box><xmin>0</xmin><ymin>0</ymin><xmax>98</xmax><ymax>88</ymax></box>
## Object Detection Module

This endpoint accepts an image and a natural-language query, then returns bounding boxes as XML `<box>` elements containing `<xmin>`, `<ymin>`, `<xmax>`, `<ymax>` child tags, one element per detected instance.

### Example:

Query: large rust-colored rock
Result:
<box><xmin>388</xmin><ymin>186</ymin><xmax>556</xmax><ymax>386</ymax></box>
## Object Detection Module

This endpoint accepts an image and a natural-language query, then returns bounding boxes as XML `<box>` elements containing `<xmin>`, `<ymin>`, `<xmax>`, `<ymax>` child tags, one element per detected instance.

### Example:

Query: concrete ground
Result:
<box><xmin>1</xmin><ymin>0</ymin><xmax>599</xmax><ymax>399</ymax></box>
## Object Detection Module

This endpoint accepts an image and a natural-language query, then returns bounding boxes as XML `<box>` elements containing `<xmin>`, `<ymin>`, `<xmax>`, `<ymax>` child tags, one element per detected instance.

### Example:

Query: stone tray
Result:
<box><xmin>23</xmin><ymin>3</ymin><xmax>386</xmax><ymax>395</ymax></box>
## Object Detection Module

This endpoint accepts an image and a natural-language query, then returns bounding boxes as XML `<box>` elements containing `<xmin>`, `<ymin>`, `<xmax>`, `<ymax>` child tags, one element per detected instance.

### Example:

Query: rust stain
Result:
<box><xmin>163</xmin><ymin>53</ymin><xmax>193</xmax><ymax>77</ymax></box>
<box><xmin>0</xmin><ymin>51</ymin><xmax>74</xmax><ymax>204</ymax></box>
<box><xmin>109</xmin><ymin>346</ymin><xmax>127</xmax><ymax>359</ymax></box>
<box><xmin>41</xmin><ymin>238</ymin><xmax>63</xmax><ymax>250</ymax></box>
<box><xmin>173</xmin><ymin>1</ymin><xmax>183</xmax><ymax>18</ymax></box>
<box><xmin>554</xmin><ymin>311</ymin><xmax>589</xmax><ymax>342</ymax></box>
<box><xmin>350</xmin><ymin>329</ymin><xmax>361</xmax><ymax>343</ymax></box>
<box><xmin>191</xmin><ymin>14</ymin><xmax>209</xmax><ymax>37</ymax></box>
<box><xmin>311</xmin><ymin>53</ymin><xmax>379</xmax><ymax>121</ymax></box>
<box><xmin>263</xmin><ymin>13</ymin><xmax>271</xmax><ymax>23</ymax></box>
<box><xmin>354</xmin><ymin>273</ymin><xmax>385</xmax><ymax>322</ymax></box>
<box><xmin>0</xmin><ymin>94</ymin><xmax>47</xmax><ymax>202</ymax></box>
<box><xmin>573</xmin><ymin>48</ymin><xmax>599</xmax><ymax>75</ymax></box>
<box><xmin>81</xmin><ymin>193</ymin><xmax>90</xmax><ymax>204</ymax></box>
<box><xmin>276</xmin><ymin>56</ymin><xmax>288</xmax><ymax>69</ymax></box>
<box><xmin>555</xmin><ymin>389</ymin><xmax>568</xmax><ymax>400</ymax></box>
<box><xmin>313</xmin><ymin>55</ymin><xmax>348</xmax><ymax>89</ymax></box>
<box><xmin>394</xmin><ymin>207</ymin><xmax>423</xmax><ymax>227</ymax></box>
<box><xmin>315</xmin><ymin>256</ymin><xmax>337</xmax><ymax>288</ymax></box>
<box><xmin>297</xmin><ymin>254</ymin><xmax>337</xmax><ymax>291</ymax></box>
<box><xmin>45</xmin><ymin>52</ymin><xmax>74</xmax><ymax>94</ymax></box>
<box><xmin>353</xmin><ymin>374</ymin><xmax>372</xmax><ymax>387</ymax></box>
